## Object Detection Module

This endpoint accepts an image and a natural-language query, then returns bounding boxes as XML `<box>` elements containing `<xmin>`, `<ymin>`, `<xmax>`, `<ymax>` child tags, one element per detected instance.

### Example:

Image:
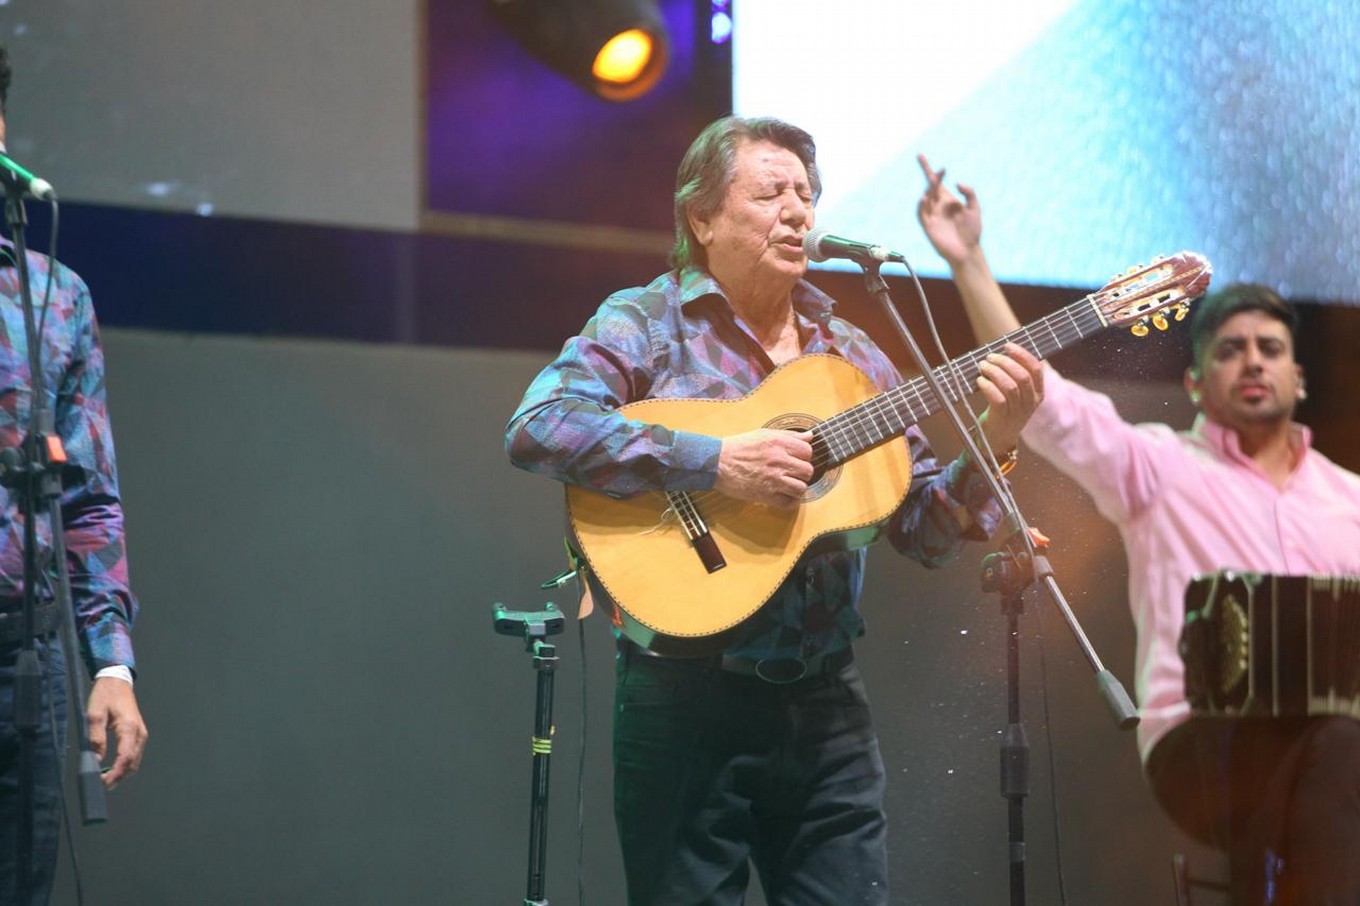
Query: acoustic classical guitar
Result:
<box><xmin>567</xmin><ymin>252</ymin><xmax>1213</xmax><ymax>655</ymax></box>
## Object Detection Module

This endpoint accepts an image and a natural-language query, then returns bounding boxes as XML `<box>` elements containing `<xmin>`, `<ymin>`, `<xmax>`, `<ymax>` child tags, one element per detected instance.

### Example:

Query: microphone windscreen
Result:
<box><xmin>802</xmin><ymin>227</ymin><xmax>831</xmax><ymax>263</ymax></box>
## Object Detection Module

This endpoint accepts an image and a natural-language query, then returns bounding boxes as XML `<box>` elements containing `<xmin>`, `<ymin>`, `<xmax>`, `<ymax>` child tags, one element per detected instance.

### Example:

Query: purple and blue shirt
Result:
<box><xmin>0</xmin><ymin>239</ymin><xmax>137</xmax><ymax>674</ymax></box>
<box><xmin>506</xmin><ymin>267</ymin><xmax>1001</xmax><ymax>661</ymax></box>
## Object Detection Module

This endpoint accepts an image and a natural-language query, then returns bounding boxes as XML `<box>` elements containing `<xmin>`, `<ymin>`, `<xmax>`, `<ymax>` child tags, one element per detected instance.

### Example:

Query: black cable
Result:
<box><xmin>889</xmin><ymin>263</ymin><xmax>1063</xmax><ymax>903</ymax></box>
<box><xmin>34</xmin><ymin>200</ymin><xmax>59</xmax><ymax>343</ymax></box>
<box><xmin>576</xmin><ymin>610</ymin><xmax>588</xmax><ymax>906</ymax></box>
<box><xmin>39</xmin><ymin>198</ymin><xmax>94</xmax><ymax>903</ymax></box>
<box><xmin>1033</xmin><ymin>597</ymin><xmax>1069</xmax><ymax>904</ymax></box>
<box><xmin>41</xmin><ymin>639</ymin><xmax>87</xmax><ymax>906</ymax></box>
<box><xmin>901</xmin><ymin>260</ymin><xmax>1023</xmax><ymax>518</ymax></box>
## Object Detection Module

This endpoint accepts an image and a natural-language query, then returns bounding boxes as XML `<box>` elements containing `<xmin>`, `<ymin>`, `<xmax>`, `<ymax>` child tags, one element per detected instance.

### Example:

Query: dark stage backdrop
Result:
<box><xmin>0</xmin><ymin>0</ymin><xmax>1353</xmax><ymax>902</ymax></box>
<box><xmin>42</xmin><ymin>328</ymin><xmax>1230</xmax><ymax>905</ymax></box>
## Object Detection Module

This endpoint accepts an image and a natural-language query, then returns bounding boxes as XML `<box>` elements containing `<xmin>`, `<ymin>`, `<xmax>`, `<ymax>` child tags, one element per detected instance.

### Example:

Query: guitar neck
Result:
<box><xmin>817</xmin><ymin>294</ymin><xmax>1108</xmax><ymax>465</ymax></box>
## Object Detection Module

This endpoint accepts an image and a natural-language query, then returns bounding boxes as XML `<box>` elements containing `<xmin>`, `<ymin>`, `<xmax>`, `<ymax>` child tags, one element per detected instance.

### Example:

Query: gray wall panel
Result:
<box><xmin>6</xmin><ymin>1</ymin><xmax>420</xmax><ymax>230</ymax></box>
<box><xmin>46</xmin><ymin>329</ymin><xmax>1215</xmax><ymax>904</ymax></box>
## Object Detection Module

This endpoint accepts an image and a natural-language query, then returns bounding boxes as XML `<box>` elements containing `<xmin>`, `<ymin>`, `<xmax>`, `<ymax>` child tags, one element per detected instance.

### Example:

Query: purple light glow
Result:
<box><xmin>711</xmin><ymin>12</ymin><xmax>732</xmax><ymax>44</ymax></box>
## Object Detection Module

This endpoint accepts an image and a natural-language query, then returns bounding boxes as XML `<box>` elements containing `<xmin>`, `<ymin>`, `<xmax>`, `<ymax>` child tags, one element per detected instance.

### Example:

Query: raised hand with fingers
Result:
<box><xmin>913</xmin><ymin>155</ymin><xmax>1021</xmax><ymax>340</ymax></box>
<box><xmin>916</xmin><ymin>153</ymin><xmax>983</xmax><ymax>268</ymax></box>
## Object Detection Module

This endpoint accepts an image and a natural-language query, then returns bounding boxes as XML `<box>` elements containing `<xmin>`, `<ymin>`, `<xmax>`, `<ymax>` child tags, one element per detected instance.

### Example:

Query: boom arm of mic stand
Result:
<box><xmin>856</xmin><ymin>262</ymin><xmax>1137</xmax><ymax>730</ymax></box>
<box><xmin>1034</xmin><ymin>566</ymin><xmax>1137</xmax><ymax>728</ymax></box>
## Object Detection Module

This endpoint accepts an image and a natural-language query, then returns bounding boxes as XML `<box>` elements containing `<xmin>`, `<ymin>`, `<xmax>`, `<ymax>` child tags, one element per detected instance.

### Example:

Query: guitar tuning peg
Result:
<box><xmin>1174</xmin><ymin>302</ymin><xmax>1190</xmax><ymax>321</ymax></box>
<box><xmin>1152</xmin><ymin>312</ymin><xmax>1169</xmax><ymax>331</ymax></box>
<box><xmin>1130</xmin><ymin>319</ymin><xmax>1150</xmax><ymax>337</ymax></box>
<box><xmin>1126</xmin><ymin>264</ymin><xmax>1142</xmax><ymax>275</ymax></box>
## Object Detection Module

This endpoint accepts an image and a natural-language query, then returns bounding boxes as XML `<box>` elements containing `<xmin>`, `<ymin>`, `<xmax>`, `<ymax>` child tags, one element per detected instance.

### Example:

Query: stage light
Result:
<box><xmin>710</xmin><ymin>0</ymin><xmax>732</xmax><ymax>45</ymax></box>
<box><xmin>488</xmin><ymin>0</ymin><xmax>671</xmax><ymax>102</ymax></box>
<box><xmin>593</xmin><ymin>29</ymin><xmax>656</xmax><ymax>86</ymax></box>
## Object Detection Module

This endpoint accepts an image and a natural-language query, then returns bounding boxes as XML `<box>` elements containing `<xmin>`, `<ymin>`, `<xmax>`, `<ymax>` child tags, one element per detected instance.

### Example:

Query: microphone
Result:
<box><xmin>803</xmin><ymin>227</ymin><xmax>904</xmax><ymax>265</ymax></box>
<box><xmin>0</xmin><ymin>151</ymin><xmax>56</xmax><ymax>201</ymax></box>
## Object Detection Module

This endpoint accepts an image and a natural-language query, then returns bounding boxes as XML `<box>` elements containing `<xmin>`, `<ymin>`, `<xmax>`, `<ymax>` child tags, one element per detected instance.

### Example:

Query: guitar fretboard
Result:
<box><xmin>815</xmin><ymin>296</ymin><xmax>1108</xmax><ymax>465</ymax></box>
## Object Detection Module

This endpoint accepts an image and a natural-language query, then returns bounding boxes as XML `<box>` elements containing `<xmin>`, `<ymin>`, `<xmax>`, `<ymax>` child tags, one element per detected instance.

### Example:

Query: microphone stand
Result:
<box><xmin>854</xmin><ymin>261</ymin><xmax>1136</xmax><ymax>906</ymax></box>
<box><xmin>3</xmin><ymin>188</ymin><xmax>107</xmax><ymax>903</ymax></box>
<box><xmin>492</xmin><ymin>602</ymin><xmax>566</xmax><ymax>906</ymax></box>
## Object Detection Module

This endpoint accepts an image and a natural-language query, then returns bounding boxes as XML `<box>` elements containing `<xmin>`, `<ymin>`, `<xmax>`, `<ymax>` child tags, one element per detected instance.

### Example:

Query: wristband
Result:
<box><xmin>996</xmin><ymin>447</ymin><xmax>1018</xmax><ymax>476</ymax></box>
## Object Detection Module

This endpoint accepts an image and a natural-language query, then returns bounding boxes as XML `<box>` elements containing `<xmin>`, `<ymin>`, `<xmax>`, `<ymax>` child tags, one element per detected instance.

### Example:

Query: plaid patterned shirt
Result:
<box><xmin>0</xmin><ymin>239</ymin><xmax>137</xmax><ymax>674</ymax></box>
<box><xmin>507</xmin><ymin>268</ymin><xmax>1000</xmax><ymax>660</ymax></box>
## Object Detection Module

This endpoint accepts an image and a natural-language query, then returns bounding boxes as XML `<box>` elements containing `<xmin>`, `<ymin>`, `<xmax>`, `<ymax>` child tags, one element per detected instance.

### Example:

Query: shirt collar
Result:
<box><xmin>1192</xmin><ymin>413</ymin><xmax>1313</xmax><ymax>466</ymax></box>
<box><xmin>676</xmin><ymin>266</ymin><xmax>837</xmax><ymax>323</ymax></box>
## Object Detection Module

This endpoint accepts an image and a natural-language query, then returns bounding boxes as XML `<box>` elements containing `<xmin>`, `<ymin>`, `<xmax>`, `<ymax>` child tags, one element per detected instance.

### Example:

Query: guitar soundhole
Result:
<box><xmin>764</xmin><ymin>413</ymin><xmax>839</xmax><ymax>503</ymax></box>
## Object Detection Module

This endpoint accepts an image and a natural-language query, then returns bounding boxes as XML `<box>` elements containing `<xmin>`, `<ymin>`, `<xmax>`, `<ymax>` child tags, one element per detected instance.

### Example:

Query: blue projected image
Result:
<box><xmin>733</xmin><ymin>0</ymin><xmax>1359</xmax><ymax>304</ymax></box>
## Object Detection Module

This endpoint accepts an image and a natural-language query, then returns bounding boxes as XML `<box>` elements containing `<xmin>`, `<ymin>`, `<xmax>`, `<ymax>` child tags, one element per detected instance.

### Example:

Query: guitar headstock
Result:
<box><xmin>1093</xmin><ymin>252</ymin><xmax>1213</xmax><ymax>336</ymax></box>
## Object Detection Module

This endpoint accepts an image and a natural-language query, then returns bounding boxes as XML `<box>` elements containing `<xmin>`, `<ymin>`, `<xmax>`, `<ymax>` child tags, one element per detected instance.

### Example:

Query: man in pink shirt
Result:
<box><xmin>916</xmin><ymin>157</ymin><xmax>1360</xmax><ymax>906</ymax></box>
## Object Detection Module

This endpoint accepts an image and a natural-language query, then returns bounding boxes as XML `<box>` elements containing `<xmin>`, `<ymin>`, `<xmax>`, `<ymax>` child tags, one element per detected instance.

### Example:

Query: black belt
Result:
<box><xmin>0</xmin><ymin>602</ymin><xmax>62</xmax><ymax>645</ymax></box>
<box><xmin>621</xmin><ymin>640</ymin><xmax>854</xmax><ymax>685</ymax></box>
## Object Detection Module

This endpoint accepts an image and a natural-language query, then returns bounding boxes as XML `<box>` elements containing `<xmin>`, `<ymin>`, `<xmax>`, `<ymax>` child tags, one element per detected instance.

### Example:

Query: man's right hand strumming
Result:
<box><xmin>715</xmin><ymin>428</ymin><xmax>815</xmax><ymax>509</ymax></box>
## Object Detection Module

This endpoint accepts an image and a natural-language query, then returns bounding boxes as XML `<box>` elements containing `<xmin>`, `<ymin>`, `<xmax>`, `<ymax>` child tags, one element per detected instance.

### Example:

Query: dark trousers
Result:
<box><xmin>0</xmin><ymin>636</ymin><xmax>68</xmax><ymax>906</ymax></box>
<box><xmin>1148</xmin><ymin>716</ymin><xmax>1360</xmax><ymax>905</ymax></box>
<box><xmin>613</xmin><ymin>648</ymin><xmax>888</xmax><ymax>906</ymax></box>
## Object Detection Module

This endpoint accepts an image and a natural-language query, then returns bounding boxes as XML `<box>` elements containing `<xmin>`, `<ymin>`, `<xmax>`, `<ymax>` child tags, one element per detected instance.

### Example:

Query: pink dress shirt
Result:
<box><xmin>1022</xmin><ymin>367</ymin><xmax>1360</xmax><ymax>764</ymax></box>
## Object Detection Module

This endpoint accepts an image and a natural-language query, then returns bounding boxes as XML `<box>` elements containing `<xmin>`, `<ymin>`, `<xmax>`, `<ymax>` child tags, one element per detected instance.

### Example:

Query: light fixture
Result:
<box><xmin>487</xmin><ymin>0</ymin><xmax>671</xmax><ymax>102</ymax></box>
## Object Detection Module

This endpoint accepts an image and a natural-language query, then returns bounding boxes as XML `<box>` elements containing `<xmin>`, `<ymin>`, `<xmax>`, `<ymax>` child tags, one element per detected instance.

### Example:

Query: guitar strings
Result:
<box><xmin>663</xmin><ymin>296</ymin><xmax>1106</xmax><ymax>525</ymax></box>
<box><xmin>655</xmin><ymin>266</ymin><xmax>1202</xmax><ymax>530</ymax></box>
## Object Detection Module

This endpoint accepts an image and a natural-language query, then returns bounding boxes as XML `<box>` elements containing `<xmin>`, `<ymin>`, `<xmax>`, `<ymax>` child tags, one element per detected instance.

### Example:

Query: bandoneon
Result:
<box><xmin>1180</xmin><ymin>571</ymin><xmax>1360</xmax><ymax>719</ymax></box>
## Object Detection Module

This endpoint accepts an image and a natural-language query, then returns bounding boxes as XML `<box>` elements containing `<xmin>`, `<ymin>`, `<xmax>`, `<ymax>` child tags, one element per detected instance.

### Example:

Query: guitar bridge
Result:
<box><xmin>665</xmin><ymin>491</ymin><xmax>726</xmax><ymax>574</ymax></box>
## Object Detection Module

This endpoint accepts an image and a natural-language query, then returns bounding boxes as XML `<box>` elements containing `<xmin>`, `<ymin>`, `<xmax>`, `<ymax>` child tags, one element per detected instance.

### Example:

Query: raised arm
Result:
<box><xmin>915</xmin><ymin>154</ymin><xmax>1019</xmax><ymax>342</ymax></box>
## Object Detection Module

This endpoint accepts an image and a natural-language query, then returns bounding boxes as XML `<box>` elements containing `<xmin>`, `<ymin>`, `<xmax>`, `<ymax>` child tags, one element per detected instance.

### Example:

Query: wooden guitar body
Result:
<box><xmin>567</xmin><ymin>354</ymin><xmax>911</xmax><ymax>655</ymax></box>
